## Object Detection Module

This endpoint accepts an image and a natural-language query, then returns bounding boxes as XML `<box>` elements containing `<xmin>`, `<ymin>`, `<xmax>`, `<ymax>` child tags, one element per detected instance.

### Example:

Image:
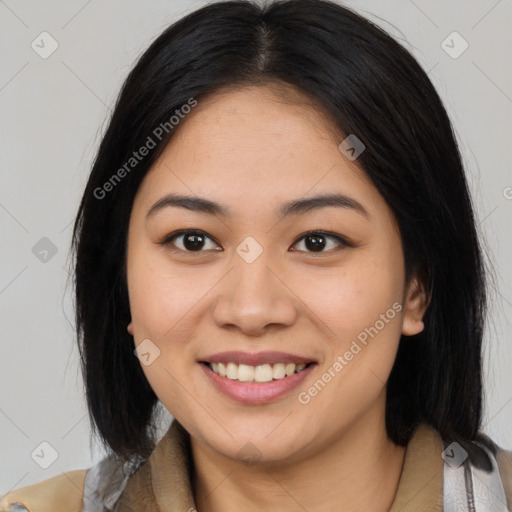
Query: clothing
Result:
<box><xmin>2</xmin><ymin>420</ymin><xmax>512</xmax><ymax>511</ymax></box>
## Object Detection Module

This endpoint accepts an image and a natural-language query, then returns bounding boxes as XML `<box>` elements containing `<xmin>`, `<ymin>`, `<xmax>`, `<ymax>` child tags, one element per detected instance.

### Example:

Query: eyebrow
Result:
<box><xmin>146</xmin><ymin>192</ymin><xmax>369</xmax><ymax>220</ymax></box>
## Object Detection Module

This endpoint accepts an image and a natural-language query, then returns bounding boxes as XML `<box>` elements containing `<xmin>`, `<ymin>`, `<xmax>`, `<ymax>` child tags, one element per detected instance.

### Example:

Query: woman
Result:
<box><xmin>2</xmin><ymin>0</ymin><xmax>511</xmax><ymax>510</ymax></box>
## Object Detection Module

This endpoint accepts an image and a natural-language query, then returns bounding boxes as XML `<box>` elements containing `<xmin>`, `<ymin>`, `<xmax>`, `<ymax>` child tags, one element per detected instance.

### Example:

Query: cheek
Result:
<box><xmin>296</xmin><ymin>259</ymin><xmax>404</xmax><ymax>422</ymax></box>
<box><xmin>127</xmin><ymin>247</ymin><xmax>208</xmax><ymax>341</ymax></box>
<box><xmin>127</xmin><ymin>256</ymin><xmax>207</xmax><ymax>416</ymax></box>
<box><xmin>294</xmin><ymin>255</ymin><xmax>404</xmax><ymax>345</ymax></box>
<box><xmin>126</xmin><ymin>247</ymin><xmax>207</xmax><ymax>399</ymax></box>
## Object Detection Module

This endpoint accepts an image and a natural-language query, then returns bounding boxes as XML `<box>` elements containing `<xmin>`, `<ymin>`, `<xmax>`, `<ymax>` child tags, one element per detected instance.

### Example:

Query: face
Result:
<box><xmin>125</xmin><ymin>84</ymin><xmax>426</xmax><ymax>465</ymax></box>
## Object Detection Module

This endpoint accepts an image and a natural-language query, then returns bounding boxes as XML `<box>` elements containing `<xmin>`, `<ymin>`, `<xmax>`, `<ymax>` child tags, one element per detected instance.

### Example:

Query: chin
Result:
<box><xmin>198</xmin><ymin>420</ymin><xmax>313</xmax><ymax>465</ymax></box>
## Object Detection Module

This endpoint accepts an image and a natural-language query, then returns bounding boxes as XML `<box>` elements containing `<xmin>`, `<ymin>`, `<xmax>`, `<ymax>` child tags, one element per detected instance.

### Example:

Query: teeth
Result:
<box><xmin>226</xmin><ymin>362</ymin><xmax>238</xmax><ymax>380</ymax></box>
<box><xmin>272</xmin><ymin>363</ymin><xmax>286</xmax><ymax>379</ymax></box>
<box><xmin>238</xmin><ymin>364</ymin><xmax>254</xmax><ymax>382</ymax></box>
<box><xmin>285</xmin><ymin>363</ymin><xmax>295</xmax><ymax>376</ymax></box>
<box><xmin>254</xmin><ymin>364</ymin><xmax>273</xmax><ymax>383</ymax></box>
<box><xmin>208</xmin><ymin>361</ymin><xmax>309</xmax><ymax>382</ymax></box>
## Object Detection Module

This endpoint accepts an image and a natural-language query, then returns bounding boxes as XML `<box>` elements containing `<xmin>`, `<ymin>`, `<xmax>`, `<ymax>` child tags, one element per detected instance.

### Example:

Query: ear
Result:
<box><xmin>127</xmin><ymin>321</ymin><xmax>134</xmax><ymax>336</ymax></box>
<box><xmin>401</xmin><ymin>275</ymin><xmax>429</xmax><ymax>336</ymax></box>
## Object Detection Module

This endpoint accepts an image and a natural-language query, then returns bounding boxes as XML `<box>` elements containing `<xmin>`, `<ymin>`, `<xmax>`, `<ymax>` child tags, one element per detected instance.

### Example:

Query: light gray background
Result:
<box><xmin>1</xmin><ymin>0</ymin><xmax>511</xmax><ymax>494</ymax></box>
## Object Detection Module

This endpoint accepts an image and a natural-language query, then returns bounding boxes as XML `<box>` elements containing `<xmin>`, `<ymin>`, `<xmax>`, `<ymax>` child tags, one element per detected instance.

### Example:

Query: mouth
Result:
<box><xmin>198</xmin><ymin>351</ymin><xmax>317</xmax><ymax>404</ymax></box>
<box><xmin>201</xmin><ymin>361</ymin><xmax>314</xmax><ymax>383</ymax></box>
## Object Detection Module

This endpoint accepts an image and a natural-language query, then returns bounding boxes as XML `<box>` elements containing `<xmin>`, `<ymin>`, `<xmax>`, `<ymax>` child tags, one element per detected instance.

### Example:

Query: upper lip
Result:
<box><xmin>200</xmin><ymin>351</ymin><xmax>316</xmax><ymax>366</ymax></box>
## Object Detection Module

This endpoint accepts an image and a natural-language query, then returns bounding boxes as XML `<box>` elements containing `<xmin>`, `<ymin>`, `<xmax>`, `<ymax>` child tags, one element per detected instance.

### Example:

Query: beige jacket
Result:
<box><xmin>2</xmin><ymin>421</ymin><xmax>512</xmax><ymax>511</ymax></box>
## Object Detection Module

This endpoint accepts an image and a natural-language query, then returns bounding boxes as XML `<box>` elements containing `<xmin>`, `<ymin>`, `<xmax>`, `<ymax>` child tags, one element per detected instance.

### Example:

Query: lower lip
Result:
<box><xmin>200</xmin><ymin>363</ymin><xmax>316</xmax><ymax>404</ymax></box>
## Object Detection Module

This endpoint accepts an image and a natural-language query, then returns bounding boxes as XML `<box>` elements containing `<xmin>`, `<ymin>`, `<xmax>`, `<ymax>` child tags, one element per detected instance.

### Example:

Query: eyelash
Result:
<box><xmin>158</xmin><ymin>229</ymin><xmax>352</xmax><ymax>256</ymax></box>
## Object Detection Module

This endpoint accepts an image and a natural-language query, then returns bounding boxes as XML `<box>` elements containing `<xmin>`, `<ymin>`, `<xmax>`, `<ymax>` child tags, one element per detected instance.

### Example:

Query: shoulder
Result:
<box><xmin>496</xmin><ymin>445</ymin><xmax>512</xmax><ymax>510</ymax></box>
<box><xmin>0</xmin><ymin>469</ymin><xmax>87</xmax><ymax>512</ymax></box>
<box><xmin>1</xmin><ymin>451</ymin><xmax>147</xmax><ymax>512</ymax></box>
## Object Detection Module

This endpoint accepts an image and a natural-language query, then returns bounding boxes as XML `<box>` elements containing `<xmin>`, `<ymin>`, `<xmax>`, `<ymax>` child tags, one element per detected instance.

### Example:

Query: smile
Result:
<box><xmin>206</xmin><ymin>362</ymin><xmax>310</xmax><ymax>382</ymax></box>
<box><xmin>199</xmin><ymin>352</ymin><xmax>317</xmax><ymax>404</ymax></box>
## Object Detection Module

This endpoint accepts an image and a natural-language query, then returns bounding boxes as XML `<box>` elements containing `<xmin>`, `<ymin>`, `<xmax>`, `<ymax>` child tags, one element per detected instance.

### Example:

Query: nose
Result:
<box><xmin>211</xmin><ymin>252</ymin><xmax>298</xmax><ymax>337</ymax></box>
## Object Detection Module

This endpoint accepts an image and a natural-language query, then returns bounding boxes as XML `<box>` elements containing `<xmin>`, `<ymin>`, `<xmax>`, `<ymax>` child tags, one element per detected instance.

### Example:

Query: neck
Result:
<box><xmin>190</xmin><ymin>405</ymin><xmax>406</xmax><ymax>512</ymax></box>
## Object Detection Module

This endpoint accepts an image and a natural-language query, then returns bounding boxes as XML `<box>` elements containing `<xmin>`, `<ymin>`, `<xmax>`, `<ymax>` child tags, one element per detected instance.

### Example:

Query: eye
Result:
<box><xmin>291</xmin><ymin>230</ymin><xmax>350</xmax><ymax>254</ymax></box>
<box><xmin>158</xmin><ymin>229</ymin><xmax>351</xmax><ymax>255</ymax></box>
<box><xmin>159</xmin><ymin>230</ymin><xmax>221</xmax><ymax>253</ymax></box>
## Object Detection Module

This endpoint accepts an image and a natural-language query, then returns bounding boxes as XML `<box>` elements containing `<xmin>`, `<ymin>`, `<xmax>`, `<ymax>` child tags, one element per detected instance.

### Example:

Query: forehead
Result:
<box><xmin>176</xmin><ymin>83</ymin><xmax>344</xmax><ymax>157</ymax></box>
<box><xmin>132</xmin><ymin>85</ymin><xmax>391</xmax><ymax>228</ymax></box>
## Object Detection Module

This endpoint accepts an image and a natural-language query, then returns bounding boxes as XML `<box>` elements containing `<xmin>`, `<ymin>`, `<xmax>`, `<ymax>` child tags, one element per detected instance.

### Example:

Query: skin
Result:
<box><xmin>126</xmin><ymin>84</ymin><xmax>428</xmax><ymax>512</ymax></box>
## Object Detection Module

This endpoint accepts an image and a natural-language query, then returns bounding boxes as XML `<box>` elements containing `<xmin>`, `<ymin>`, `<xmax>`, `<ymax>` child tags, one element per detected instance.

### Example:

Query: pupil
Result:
<box><xmin>306</xmin><ymin>235</ymin><xmax>326</xmax><ymax>252</ymax></box>
<box><xmin>184</xmin><ymin>233</ymin><xmax>204</xmax><ymax>251</ymax></box>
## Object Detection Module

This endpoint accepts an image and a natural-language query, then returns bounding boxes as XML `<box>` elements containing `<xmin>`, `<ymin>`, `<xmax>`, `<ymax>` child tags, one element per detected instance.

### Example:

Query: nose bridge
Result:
<box><xmin>211</xmin><ymin>240</ymin><xmax>297</xmax><ymax>334</ymax></box>
<box><xmin>233</xmin><ymin>234</ymin><xmax>275</xmax><ymax>296</ymax></box>
<box><xmin>231</xmin><ymin>244</ymin><xmax>277</xmax><ymax>312</ymax></box>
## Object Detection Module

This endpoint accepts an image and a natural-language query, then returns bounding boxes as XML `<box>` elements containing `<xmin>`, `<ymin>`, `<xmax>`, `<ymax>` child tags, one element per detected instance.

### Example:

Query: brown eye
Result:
<box><xmin>159</xmin><ymin>229</ymin><xmax>350</xmax><ymax>255</ymax></box>
<box><xmin>291</xmin><ymin>231</ymin><xmax>350</xmax><ymax>254</ymax></box>
<box><xmin>160</xmin><ymin>230</ymin><xmax>221</xmax><ymax>253</ymax></box>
